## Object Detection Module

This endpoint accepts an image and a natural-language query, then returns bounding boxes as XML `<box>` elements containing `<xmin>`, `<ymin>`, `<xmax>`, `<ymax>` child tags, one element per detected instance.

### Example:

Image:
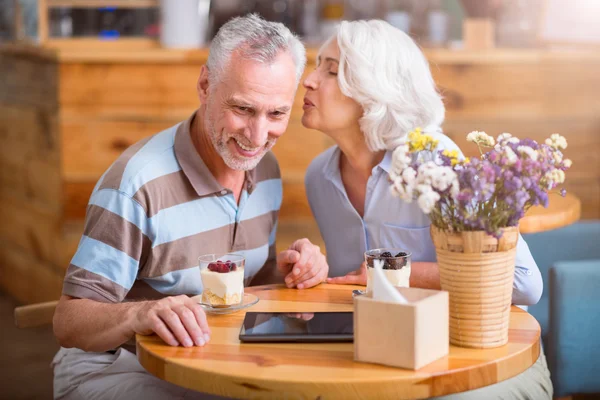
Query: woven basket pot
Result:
<box><xmin>430</xmin><ymin>225</ymin><xmax>519</xmax><ymax>349</ymax></box>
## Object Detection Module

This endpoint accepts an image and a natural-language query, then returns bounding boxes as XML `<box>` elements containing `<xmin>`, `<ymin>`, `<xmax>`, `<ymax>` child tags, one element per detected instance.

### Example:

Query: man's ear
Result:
<box><xmin>197</xmin><ymin>65</ymin><xmax>210</xmax><ymax>103</ymax></box>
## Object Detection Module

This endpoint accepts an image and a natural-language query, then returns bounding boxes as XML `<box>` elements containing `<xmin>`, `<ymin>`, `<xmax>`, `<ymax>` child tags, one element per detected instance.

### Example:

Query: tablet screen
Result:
<box><xmin>239</xmin><ymin>312</ymin><xmax>353</xmax><ymax>342</ymax></box>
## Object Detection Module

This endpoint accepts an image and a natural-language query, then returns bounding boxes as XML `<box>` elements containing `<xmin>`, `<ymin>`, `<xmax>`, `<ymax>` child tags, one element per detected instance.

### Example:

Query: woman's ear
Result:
<box><xmin>197</xmin><ymin>65</ymin><xmax>210</xmax><ymax>103</ymax></box>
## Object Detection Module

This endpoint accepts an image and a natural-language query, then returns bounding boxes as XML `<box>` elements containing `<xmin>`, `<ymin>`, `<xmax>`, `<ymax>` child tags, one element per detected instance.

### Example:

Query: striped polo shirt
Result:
<box><xmin>62</xmin><ymin>113</ymin><xmax>281</xmax><ymax>303</ymax></box>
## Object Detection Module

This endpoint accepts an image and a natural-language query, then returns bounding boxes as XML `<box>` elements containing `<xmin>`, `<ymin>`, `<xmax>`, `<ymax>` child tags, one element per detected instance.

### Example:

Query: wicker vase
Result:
<box><xmin>430</xmin><ymin>225</ymin><xmax>519</xmax><ymax>349</ymax></box>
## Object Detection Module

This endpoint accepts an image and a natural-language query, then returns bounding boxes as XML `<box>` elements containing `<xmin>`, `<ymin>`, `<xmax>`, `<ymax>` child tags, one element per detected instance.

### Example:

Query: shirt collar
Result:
<box><xmin>174</xmin><ymin>113</ymin><xmax>224</xmax><ymax>197</ymax></box>
<box><xmin>378</xmin><ymin>150</ymin><xmax>393</xmax><ymax>174</ymax></box>
<box><xmin>174</xmin><ymin>112</ymin><xmax>258</xmax><ymax>197</ymax></box>
<box><xmin>322</xmin><ymin>146</ymin><xmax>342</xmax><ymax>184</ymax></box>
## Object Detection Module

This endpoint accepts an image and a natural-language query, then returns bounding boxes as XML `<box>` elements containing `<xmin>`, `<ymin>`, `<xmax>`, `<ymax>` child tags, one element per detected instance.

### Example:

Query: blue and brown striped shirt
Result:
<box><xmin>63</xmin><ymin>113</ymin><xmax>281</xmax><ymax>303</ymax></box>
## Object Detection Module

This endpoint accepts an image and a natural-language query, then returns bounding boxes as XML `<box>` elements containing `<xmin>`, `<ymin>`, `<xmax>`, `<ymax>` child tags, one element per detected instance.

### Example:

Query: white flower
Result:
<box><xmin>466</xmin><ymin>131</ymin><xmax>480</xmax><ymax>142</ymax></box>
<box><xmin>450</xmin><ymin>180</ymin><xmax>460</xmax><ymax>199</ymax></box>
<box><xmin>390</xmin><ymin>177</ymin><xmax>414</xmax><ymax>202</ymax></box>
<box><xmin>467</xmin><ymin>131</ymin><xmax>495</xmax><ymax>147</ymax></box>
<box><xmin>401</xmin><ymin>167</ymin><xmax>417</xmax><ymax>185</ymax></box>
<box><xmin>517</xmin><ymin>146</ymin><xmax>539</xmax><ymax>161</ymax></box>
<box><xmin>552</xmin><ymin>151</ymin><xmax>563</xmax><ymax>164</ymax></box>
<box><xmin>545</xmin><ymin>133</ymin><xmax>568</xmax><ymax>150</ymax></box>
<box><xmin>497</xmin><ymin>132</ymin><xmax>513</xmax><ymax>143</ymax></box>
<box><xmin>563</xmin><ymin>159</ymin><xmax>572</xmax><ymax>168</ymax></box>
<box><xmin>431</xmin><ymin>166</ymin><xmax>458</xmax><ymax>192</ymax></box>
<box><xmin>544</xmin><ymin>168</ymin><xmax>566</xmax><ymax>186</ymax></box>
<box><xmin>417</xmin><ymin>189</ymin><xmax>441</xmax><ymax>214</ymax></box>
<box><xmin>416</xmin><ymin>161</ymin><xmax>438</xmax><ymax>185</ymax></box>
<box><xmin>556</xmin><ymin>169</ymin><xmax>566</xmax><ymax>184</ymax></box>
<box><xmin>504</xmin><ymin>146</ymin><xmax>518</xmax><ymax>165</ymax></box>
<box><xmin>495</xmin><ymin>133</ymin><xmax>520</xmax><ymax>152</ymax></box>
<box><xmin>391</xmin><ymin>144</ymin><xmax>411</xmax><ymax>172</ymax></box>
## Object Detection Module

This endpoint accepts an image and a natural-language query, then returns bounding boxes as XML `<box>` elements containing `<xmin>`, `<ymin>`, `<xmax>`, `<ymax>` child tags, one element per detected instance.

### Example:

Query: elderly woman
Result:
<box><xmin>297</xmin><ymin>20</ymin><xmax>552</xmax><ymax>399</ymax></box>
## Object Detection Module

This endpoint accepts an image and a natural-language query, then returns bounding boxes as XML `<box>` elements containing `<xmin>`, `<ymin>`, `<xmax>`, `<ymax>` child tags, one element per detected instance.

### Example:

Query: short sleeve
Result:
<box><xmin>62</xmin><ymin>188</ymin><xmax>152</xmax><ymax>303</ymax></box>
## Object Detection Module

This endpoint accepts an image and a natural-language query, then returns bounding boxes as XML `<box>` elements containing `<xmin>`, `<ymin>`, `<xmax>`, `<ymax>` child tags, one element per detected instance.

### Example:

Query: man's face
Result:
<box><xmin>201</xmin><ymin>51</ymin><xmax>298</xmax><ymax>171</ymax></box>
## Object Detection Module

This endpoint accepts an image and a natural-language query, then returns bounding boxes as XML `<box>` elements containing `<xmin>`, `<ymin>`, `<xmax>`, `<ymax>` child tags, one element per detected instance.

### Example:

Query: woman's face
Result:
<box><xmin>301</xmin><ymin>39</ymin><xmax>363</xmax><ymax>134</ymax></box>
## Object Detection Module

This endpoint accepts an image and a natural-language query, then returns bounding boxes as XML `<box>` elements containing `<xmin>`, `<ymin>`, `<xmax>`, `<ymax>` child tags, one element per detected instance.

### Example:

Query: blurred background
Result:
<box><xmin>1</xmin><ymin>0</ymin><xmax>599</xmax><ymax>399</ymax></box>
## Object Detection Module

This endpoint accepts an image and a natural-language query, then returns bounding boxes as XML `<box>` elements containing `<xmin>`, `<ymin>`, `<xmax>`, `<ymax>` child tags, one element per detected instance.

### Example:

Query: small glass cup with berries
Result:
<box><xmin>364</xmin><ymin>248</ymin><xmax>412</xmax><ymax>294</ymax></box>
<box><xmin>198</xmin><ymin>253</ymin><xmax>245</xmax><ymax>307</ymax></box>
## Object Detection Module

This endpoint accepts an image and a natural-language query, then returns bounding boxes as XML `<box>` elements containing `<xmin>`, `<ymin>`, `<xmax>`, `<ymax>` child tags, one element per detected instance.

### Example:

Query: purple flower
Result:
<box><xmin>519</xmin><ymin>138</ymin><xmax>539</xmax><ymax>149</ymax></box>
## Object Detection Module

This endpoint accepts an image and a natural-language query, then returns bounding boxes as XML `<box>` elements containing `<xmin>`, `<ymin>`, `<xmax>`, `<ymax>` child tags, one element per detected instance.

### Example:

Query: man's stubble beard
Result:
<box><xmin>204</xmin><ymin>106</ymin><xmax>276</xmax><ymax>171</ymax></box>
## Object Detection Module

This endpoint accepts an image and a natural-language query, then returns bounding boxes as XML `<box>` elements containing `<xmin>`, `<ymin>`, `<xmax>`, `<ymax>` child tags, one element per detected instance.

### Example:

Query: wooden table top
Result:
<box><xmin>137</xmin><ymin>284</ymin><xmax>541</xmax><ymax>400</ymax></box>
<box><xmin>520</xmin><ymin>193</ymin><xmax>581</xmax><ymax>234</ymax></box>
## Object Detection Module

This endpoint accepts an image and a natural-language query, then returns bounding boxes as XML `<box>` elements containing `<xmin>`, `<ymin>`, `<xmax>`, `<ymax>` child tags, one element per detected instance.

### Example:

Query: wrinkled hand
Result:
<box><xmin>277</xmin><ymin>238</ymin><xmax>328</xmax><ymax>290</ymax></box>
<box><xmin>134</xmin><ymin>295</ymin><xmax>210</xmax><ymax>347</ymax></box>
<box><xmin>326</xmin><ymin>262</ymin><xmax>367</xmax><ymax>286</ymax></box>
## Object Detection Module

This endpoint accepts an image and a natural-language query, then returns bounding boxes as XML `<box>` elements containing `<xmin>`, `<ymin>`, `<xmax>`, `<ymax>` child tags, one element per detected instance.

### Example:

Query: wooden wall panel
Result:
<box><xmin>433</xmin><ymin>63</ymin><xmax>600</xmax><ymax>120</ymax></box>
<box><xmin>0</xmin><ymin>242</ymin><xmax>64</xmax><ymax>304</ymax></box>
<box><xmin>0</xmin><ymin>195</ymin><xmax>64</xmax><ymax>269</ymax></box>
<box><xmin>562</xmin><ymin>179</ymin><xmax>600</xmax><ymax>220</ymax></box>
<box><xmin>59</xmin><ymin>64</ymin><xmax>200</xmax><ymax>118</ymax></box>
<box><xmin>444</xmin><ymin>119</ymin><xmax>600</xmax><ymax>180</ymax></box>
<box><xmin>0</xmin><ymin>46</ymin><xmax>63</xmax><ymax>303</ymax></box>
<box><xmin>272</xmin><ymin>119</ymin><xmax>331</xmax><ymax>173</ymax></box>
<box><xmin>0</xmin><ymin>47</ymin><xmax>58</xmax><ymax>112</ymax></box>
<box><xmin>61</xmin><ymin>118</ymin><xmax>178</xmax><ymax>180</ymax></box>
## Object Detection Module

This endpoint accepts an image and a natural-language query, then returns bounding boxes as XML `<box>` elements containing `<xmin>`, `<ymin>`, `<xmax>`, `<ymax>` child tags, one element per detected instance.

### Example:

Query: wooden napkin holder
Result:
<box><xmin>353</xmin><ymin>287</ymin><xmax>449</xmax><ymax>370</ymax></box>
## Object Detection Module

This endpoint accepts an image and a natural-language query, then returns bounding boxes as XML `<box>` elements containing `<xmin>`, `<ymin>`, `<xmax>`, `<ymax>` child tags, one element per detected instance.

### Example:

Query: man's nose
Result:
<box><xmin>247</xmin><ymin>116</ymin><xmax>269</xmax><ymax>147</ymax></box>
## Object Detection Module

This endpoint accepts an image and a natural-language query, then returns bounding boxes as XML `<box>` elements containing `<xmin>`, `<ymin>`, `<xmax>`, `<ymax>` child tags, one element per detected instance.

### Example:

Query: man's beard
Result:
<box><xmin>205</xmin><ymin>113</ymin><xmax>276</xmax><ymax>171</ymax></box>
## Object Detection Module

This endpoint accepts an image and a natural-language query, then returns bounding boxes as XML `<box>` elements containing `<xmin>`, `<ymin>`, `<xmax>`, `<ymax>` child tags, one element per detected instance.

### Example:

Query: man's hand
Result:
<box><xmin>133</xmin><ymin>295</ymin><xmax>211</xmax><ymax>347</ymax></box>
<box><xmin>326</xmin><ymin>262</ymin><xmax>368</xmax><ymax>286</ymax></box>
<box><xmin>277</xmin><ymin>238</ymin><xmax>328</xmax><ymax>290</ymax></box>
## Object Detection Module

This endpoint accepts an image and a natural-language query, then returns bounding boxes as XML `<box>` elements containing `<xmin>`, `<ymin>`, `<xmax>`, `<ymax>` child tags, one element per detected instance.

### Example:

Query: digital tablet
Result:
<box><xmin>239</xmin><ymin>311</ymin><xmax>353</xmax><ymax>343</ymax></box>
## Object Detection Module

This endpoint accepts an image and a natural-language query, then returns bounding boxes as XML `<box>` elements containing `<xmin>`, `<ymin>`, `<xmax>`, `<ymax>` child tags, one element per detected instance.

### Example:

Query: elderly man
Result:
<box><xmin>52</xmin><ymin>14</ymin><xmax>328</xmax><ymax>400</ymax></box>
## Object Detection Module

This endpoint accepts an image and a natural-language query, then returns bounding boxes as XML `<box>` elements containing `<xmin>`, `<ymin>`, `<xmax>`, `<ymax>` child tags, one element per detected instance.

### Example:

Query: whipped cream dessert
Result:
<box><xmin>366</xmin><ymin>265</ymin><xmax>411</xmax><ymax>293</ymax></box>
<box><xmin>365</xmin><ymin>250</ymin><xmax>411</xmax><ymax>294</ymax></box>
<box><xmin>200</xmin><ymin>261</ymin><xmax>244</xmax><ymax>306</ymax></box>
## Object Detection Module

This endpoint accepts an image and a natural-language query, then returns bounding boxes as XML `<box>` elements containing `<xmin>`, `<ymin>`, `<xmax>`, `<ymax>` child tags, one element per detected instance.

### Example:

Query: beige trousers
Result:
<box><xmin>431</xmin><ymin>347</ymin><xmax>553</xmax><ymax>400</ymax></box>
<box><xmin>52</xmin><ymin>347</ymin><xmax>227</xmax><ymax>400</ymax></box>
<box><xmin>52</xmin><ymin>346</ymin><xmax>552</xmax><ymax>400</ymax></box>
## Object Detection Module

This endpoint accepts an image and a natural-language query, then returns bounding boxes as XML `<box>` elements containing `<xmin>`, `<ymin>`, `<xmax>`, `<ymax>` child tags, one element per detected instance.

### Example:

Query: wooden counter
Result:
<box><xmin>1</xmin><ymin>43</ymin><xmax>599</xmax><ymax>303</ymax></box>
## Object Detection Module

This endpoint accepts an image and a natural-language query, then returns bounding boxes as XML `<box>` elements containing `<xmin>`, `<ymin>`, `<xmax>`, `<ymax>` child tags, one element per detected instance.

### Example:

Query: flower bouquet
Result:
<box><xmin>389</xmin><ymin>129</ymin><xmax>571</xmax><ymax>348</ymax></box>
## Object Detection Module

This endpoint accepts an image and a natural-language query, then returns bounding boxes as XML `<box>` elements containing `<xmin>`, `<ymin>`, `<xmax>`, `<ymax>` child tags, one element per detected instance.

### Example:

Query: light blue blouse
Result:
<box><xmin>305</xmin><ymin>133</ymin><xmax>543</xmax><ymax>306</ymax></box>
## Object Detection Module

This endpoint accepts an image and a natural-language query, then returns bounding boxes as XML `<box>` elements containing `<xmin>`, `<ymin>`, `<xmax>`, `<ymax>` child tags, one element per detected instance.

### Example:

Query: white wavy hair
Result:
<box><xmin>335</xmin><ymin>20</ymin><xmax>445</xmax><ymax>151</ymax></box>
<box><xmin>207</xmin><ymin>13</ymin><xmax>306</xmax><ymax>86</ymax></box>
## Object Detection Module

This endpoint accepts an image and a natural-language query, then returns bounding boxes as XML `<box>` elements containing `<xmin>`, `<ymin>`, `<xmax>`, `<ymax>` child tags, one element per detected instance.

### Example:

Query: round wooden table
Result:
<box><xmin>520</xmin><ymin>192</ymin><xmax>581</xmax><ymax>234</ymax></box>
<box><xmin>137</xmin><ymin>284</ymin><xmax>541</xmax><ymax>399</ymax></box>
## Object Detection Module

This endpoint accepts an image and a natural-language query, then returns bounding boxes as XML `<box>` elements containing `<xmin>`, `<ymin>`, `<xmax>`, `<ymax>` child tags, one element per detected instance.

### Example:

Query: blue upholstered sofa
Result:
<box><xmin>523</xmin><ymin>220</ymin><xmax>600</xmax><ymax>397</ymax></box>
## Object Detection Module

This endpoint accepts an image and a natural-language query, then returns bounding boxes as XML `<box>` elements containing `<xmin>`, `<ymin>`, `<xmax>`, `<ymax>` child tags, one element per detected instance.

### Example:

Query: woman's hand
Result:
<box><xmin>326</xmin><ymin>262</ymin><xmax>367</xmax><ymax>286</ymax></box>
<box><xmin>277</xmin><ymin>238</ymin><xmax>329</xmax><ymax>289</ymax></box>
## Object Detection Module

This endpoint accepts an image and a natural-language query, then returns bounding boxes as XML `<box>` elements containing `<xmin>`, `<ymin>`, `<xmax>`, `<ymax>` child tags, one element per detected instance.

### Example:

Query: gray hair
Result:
<box><xmin>207</xmin><ymin>13</ymin><xmax>306</xmax><ymax>85</ymax></box>
<box><xmin>335</xmin><ymin>20</ymin><xmax>445</xmax><ymax>151</ymax></box>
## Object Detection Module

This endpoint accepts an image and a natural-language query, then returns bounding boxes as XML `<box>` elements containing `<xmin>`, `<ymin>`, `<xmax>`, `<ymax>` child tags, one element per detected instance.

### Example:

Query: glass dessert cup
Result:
<box><xmin>198</xmin><ymin>253</ymin><xmax>245</xmax><ymax>307</ymax></box>
<box><xmin>364</xmin><ymin>248</ymin><xmax>412</xmax><ymax>294</ymax></box>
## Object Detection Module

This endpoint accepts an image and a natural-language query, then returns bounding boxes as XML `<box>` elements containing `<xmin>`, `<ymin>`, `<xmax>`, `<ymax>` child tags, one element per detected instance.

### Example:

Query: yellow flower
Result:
<box><xmin>442</xmin><ymin>149</ymin><xmax>460</xmax><ymax>166</ymax></box>
<box><xmin>442</xmin><ymin>149</ymin><xmax>459</xmax><ymax>159</ymax></box>
<box><xmin>407</xmin><ymin>127</ymin><xmax>439</xmax><ymax>153</ymax></box>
